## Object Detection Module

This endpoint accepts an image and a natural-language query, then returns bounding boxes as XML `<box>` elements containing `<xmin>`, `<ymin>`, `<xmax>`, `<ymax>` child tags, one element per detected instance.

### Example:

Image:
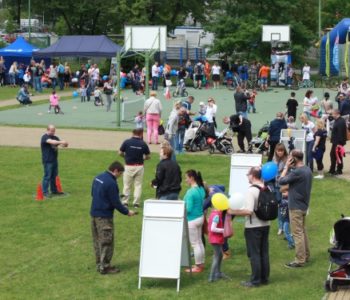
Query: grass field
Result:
<box><xmin>0</xmin><ymin>86</ymin><xmax>58</xmax><ymax>101</ymax></box>
<box><xmin>0</xmin><ymin>146</ymin><xmax>349</xmax><ymax>299</ymax></box>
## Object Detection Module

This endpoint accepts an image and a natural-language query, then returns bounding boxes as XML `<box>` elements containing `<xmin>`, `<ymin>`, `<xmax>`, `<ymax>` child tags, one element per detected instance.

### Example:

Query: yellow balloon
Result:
<box><xmin>211</xmin><ymin>193</ymin><xmax>229</xmax><ymax>211</ymax></box>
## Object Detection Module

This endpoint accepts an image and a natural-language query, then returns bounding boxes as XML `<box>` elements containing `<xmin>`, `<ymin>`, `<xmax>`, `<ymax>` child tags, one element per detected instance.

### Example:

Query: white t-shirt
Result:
<box><xmin>303</xmin><ymin>97</ymin><xmax>316</xmax><ymax>113</ymax></box>
<box><xmin>301</xmin><ymin>121</ymin><xmax>315</xmax><ymax>142</ymax></box>
<box><xmin>205</xmin><ymin>105</ymin><xmax>216</xmax><ymax>123</ymax></box>
<box><xmin>302</xmin><ymin>66</ymin><xmax>310</xmax><ymax>80</ymax></box>
<box><xmin>212</xmin><ymin>65</ymin><xmax>221</xmax><ymax>75</ymax></box>
<box><xmin>244</xmin><ymin>185</ymin><xmax>270</xmax><ymax>228</ymax></box>
<box><xmin>152</xmin><ymin>65</ymin><xmax>159</xmax><ymax>77</ymax></box>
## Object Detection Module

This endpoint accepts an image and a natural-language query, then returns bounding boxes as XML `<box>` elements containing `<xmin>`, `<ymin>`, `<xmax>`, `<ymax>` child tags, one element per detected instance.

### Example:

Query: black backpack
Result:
<box><xmin>251</xmin><ymin>184</ymin><xmax>278</xmax><ymax>221</ymax></box>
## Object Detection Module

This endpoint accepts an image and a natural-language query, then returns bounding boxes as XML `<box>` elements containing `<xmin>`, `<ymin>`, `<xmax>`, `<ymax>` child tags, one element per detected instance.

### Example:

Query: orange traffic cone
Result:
<box><xmin>36</xmin><ymin>183</ymin><xmax>44</xmax><ymax>201</ymax></box>
<box><xmin>55</xmin><ymin>176</ymin><xmax>63</xmax><ymax>193</ymax></box>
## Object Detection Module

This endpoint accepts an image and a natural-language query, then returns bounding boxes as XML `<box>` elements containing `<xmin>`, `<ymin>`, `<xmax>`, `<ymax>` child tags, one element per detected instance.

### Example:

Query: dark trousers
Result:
<box><xmin>237</xmin><ymin>130</ymin><xmax>252</xmax><ymax>152</ymax></box>
<box><xmin>152</xmin><ymin>76</ymin><xmax>158</xmax><ymax>90</ymax></box>
<box><xmin>209</xmin><ymin>244</ymin><xmax>223</xmax><ymax>281</ymax></box>
<box><xmin>91</xmin><ymin>217</ymin><xmax>114</xmax><ymax>273</ymax></box>
<box><xmin>330</xmin><ymin>144</ymin><xmax>343</xmax><ymax>172</ymax></box>
<box><xmin>267</xmin><ymin>140</ymin><xmax>279</xmax><ymax>161</ymax></box>
<box><xmin>42</xmin><ymin>161</ymin><xmax>58</xmax><ymax>194</ymax></box>
<box><xmin>306</xmin><ymin>140</ymin><xmax>314</xmax><ymax>172</ymax></box>
<box><xmin>244</xmin><ymin>226</ymin><xmax>270</xmax><ymax>285</ymax></box>
<box><xmin>315</xmin><ymin>150</ymin><xmax>325</xmax><ymax>171</ymax></box>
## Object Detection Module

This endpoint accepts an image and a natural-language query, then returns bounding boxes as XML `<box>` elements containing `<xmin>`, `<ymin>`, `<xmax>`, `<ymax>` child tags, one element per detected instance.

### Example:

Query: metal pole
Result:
<box><xmin>318</xmin><ymin>0</ymin><xmax>321</xmax><ymax>38</ymax></box>
<box><xmin>28</xmin><ymin>0</ymin><xmax>31</xmax><ymax>42</ymax></box>
<box><xmin>145</xmin><ymin>53</ymin><xmax>150</xmax><ymax>98</ymax></box>
<box><xmin>116</xmin><ymin>51</ymin><xmax>121</xmax><ymax>127</ymax></box>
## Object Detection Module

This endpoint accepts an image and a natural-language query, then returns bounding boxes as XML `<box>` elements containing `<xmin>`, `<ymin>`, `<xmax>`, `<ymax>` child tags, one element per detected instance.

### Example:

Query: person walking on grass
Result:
<box><xmin>312</xmin><ymin>119</ymin><xmax>328</xmax><ymax>179</ymax></box>
<box><xmin>119</xmin><ymin>128</ymin><xmax>150</xmax><ymax>208</ymax></box>
<box><xmin>40</xmin><ymin>124</ymin><xmax>68</xmax><ymax>198</ymax></box>
<box><xmin>279</xmin><ymin>150</ymin><xmax>312</xmax><ymax>268</ymax></box>
<box><xmin>144</xmin><ymin>91</ymin><xmax>162</xmax><ymax>144</ymax></box>
<box><xmin>90</xmin><ymin>161</ymin><xmax>135</xmax><ymax>275</ymax></box>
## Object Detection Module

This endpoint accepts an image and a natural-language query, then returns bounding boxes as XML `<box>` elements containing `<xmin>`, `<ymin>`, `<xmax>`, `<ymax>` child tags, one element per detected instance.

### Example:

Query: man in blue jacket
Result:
<box><xmin>90</xmin><ymin>161</ymin><xmax>135</xmax><ymax>275</ymax></box>
<box><xmin>265</xmin><ymin>112</ymin><xmax>287</xmax><ymax>161</ymax></box>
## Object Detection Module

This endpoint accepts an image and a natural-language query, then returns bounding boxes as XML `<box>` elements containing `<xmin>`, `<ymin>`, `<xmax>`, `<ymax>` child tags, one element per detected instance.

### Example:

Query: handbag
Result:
<box><xmin>158</xmin><ymin>124</ymin><xmax>165</xmax><ymax>135</ymax></box>
<box><xmin>223</xmin><ymin>213</ymin><xmax>234</xmax><ymax>238</ymax></box>
<box><xmin>202</xmin><ymin>216</ymin><xmax>208</xmax><ymax>235</ymax></box>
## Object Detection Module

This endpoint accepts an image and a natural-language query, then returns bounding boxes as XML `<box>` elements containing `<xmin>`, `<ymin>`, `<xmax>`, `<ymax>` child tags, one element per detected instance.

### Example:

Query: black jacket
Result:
<box><xmin>268</xmin><ymin>118</ymin><xmax>287</xmax><ymax>142</ymax></box>
<box><xmin>340</xmin><ymin>99</ymin><xmax>350</xmax><ymax>116</ymax></box>
<box><xmin>152</xmin><ymin>159</ymin><xmax>182</xmax><ymax>198</ymax></box>
<box><xmin>331</xmin><ymin>117</ymin><xmax>347</xmax><ymax>146</ymax></box>
<box><xmin>234</xmin><ymin>91</ymin><xmax>249</xmax><ymax>113</ymax></box>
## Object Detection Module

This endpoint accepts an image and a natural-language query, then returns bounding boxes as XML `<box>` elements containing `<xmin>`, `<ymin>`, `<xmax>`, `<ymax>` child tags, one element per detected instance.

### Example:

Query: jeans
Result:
<box><xmin>238</xmin><ymin>111</ymin><xmax>248</xmax><ymax>119</ymax></box>
<box><xmin>159</xmin><ymin>192</ymin><xmax>179</xmax><ymax>200</ymax></box>
<box><xmin>50</xmin><ymin>78</ymin><xmax>57</xmax><ymax>89</ymax></box>
<box><xmin>244</xmin><ymin>226</ymin><xmax>270</xmax><ymax>285</ymax></box>
<box><xmin>105</xmin><ymin>94</ymin><xmax>112</xmax><ymax>112</ymax></box>
<box><xmin>175</xmin><ymin>128</ymin><xmax>186</xmax><ymax>153</ymax></box>
<box><xmin>247</xmin><ymin>103</ymin><xmax>256</xmax><ymax>113</ymax></box>
<box><xmin>34</xmin><ymin>76</ymin><xmax>42</xmax><ymax>92</ymax></box>
<box><xmin>9</xmin><ymin>73</ymin><xmax>16</xmax><ymax>85</ymax></box>
<box><xmin>58</xmin><ymin>75</ymin><xmax>64</xmax><ymax>90</ymax></box>
<box><xmin>209</xmin><ymin>244</ymin><xmax>223</xmax><ymax>281</ymax></box>
<box><xmin>283</xmin><ymin>221</ymin><xmax>294</xmax><ymax>248</ymax></box>
<box><xmin>306</xmin><ymin>140</ymin><xmax>314</xmax><ymax>171</ymax></box>
<box><xmin>168</xmin><ymin>135</ymin><xmax>177</xmax><ymax>161</ymax></box>
<box><xmin>152</xmin><ymin>76</ymin><xmax>158</xmax><ymax>90</ymax></box>
<box><xmin>42</xmin><ymin>161</ymin><xmax>58</xmax><ymax>194</ymax></box>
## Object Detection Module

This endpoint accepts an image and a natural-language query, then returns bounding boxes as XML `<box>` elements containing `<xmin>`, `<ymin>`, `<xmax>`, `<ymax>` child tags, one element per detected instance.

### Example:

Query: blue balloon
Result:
<box><xmin>102</xmin><ymin>75</ymin><xmax>108</xmax><ymax>81</ymax></box>
<box><xmin>261</xmin><ymin>162</ymin><xmax>278</xmax><ymax>181</ymax></box>
<box><xmin>170</xmin><ymin>69</ymin><xmax>177</xmax><ymax>76</ymax></box>
<box><xmin>72</xmin><ymin>91</ymin><xmax>79</xmax><ymax>97</ymax></box>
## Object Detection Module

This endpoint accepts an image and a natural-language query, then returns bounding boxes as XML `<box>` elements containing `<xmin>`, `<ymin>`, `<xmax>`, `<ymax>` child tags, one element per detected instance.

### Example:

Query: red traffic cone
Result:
<box><xmin>55</xmin><ymin>176</ymin><xmax>63</xmax><ymax>193</ymax></box>
<box><xmin>36</xmin><ymin>183</ymin><xmax>44</xmax><ymax>201</ymax></box>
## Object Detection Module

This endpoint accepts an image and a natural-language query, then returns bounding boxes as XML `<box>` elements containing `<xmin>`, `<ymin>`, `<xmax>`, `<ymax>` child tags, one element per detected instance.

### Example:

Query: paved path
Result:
<box><xmin>0</xmin><ymin>91</ymin><xmax>72</xmax><ymax>108</ymax></box>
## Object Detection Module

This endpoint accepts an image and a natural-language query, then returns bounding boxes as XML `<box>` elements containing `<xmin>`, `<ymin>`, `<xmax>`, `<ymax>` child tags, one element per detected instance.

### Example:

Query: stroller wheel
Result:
<box><xmin>325</xmin><ymin>279</ymin><xmax>337</xmax><ymax>292</ymax></box>
<box><xmin>199</xmin><ymin>142</ymin><xmax>206</xmax><ymax>151</ymax></box>
<box><xmin>172</xmin><ymin>91</ymin><xmax>178</xmax><ymax>97</ymax></box>
<box><xmin>190</xmin><ymin>144</ymin><xmax>197</xmax><ymax>152</ymax></box>
<box><xmin>225</xmin><ymin>146</ymin><xmax>234</xmax><ymax>155</ymax></box>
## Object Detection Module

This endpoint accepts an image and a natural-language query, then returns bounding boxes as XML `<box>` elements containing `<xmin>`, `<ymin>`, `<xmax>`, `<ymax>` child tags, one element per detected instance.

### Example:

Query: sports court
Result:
<box><xmin>0</xmin><ymin>87</ymin><xmax>338</xmax><ymax>133</ymax></box>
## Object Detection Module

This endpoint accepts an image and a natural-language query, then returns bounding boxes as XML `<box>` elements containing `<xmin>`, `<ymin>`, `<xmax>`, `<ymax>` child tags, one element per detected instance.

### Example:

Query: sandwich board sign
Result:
<box><xmin>229</xmin><ymin>153</ymin><xmax>262</xmax><ymax>198</ymax></box>
<box><xmin>138</xmin><ymin>200</ymin><xmax>191</xmax><ymax>292</ymax></box>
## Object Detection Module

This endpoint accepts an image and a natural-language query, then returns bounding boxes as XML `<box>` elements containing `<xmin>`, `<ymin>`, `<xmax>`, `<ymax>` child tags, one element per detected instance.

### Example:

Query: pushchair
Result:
<box><xmin>207</xmin><ymin>127</ymin><xmax>234</xmax><ymax>155</ymax></box>
<box><xmin>184</xmin><ymin>118</ymin><xmax>207</xmax><ymax>152</ymax></box>
<box><xmin>250</xmin><ymin>121</ymin><xmax>269</xmax><ymax>154</ymax></box>
<box><xmin>325</xmin><ymin>215</ymin><xmax>350</xmax><ymax>292</ymax></box>
<box><xmin>173</xmin><ymin>79</ymin><xmax>188</xmax><ymax>97</ymax></box>
<box><xmin>224</xmin><ymin>71</ymin><xmax>240</xmax><ymax>90</ymax></box>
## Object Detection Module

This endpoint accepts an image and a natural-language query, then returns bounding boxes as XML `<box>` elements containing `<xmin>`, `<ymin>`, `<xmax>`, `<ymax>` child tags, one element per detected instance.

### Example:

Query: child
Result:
<box><xmin>80</xmin><ymin>85</ymin><xmax>87</xmax><ymax>102</ymax></box>
<box><xmin>94</xmin><ymin>86</ymin><xmax>103</xmax><ymax>106</ymax></box>
<box><xmin>198</xmin><ymin>102</ymin><xmax>207</xmax><ymax>116</ymax></box>
<box><xmin>134</xmin><ymin>111</ymin><xmax>144</xmax><ymax>129</ymax></box>
<box><xmin>286</xmin><ymin>92</ymin><xmax>298</xmax><ymax>119</ymax></box>
<box><xmin>247</xmin><ymin>89</ymin><xmax>257</xmax><ymax>113</ymax></box>
<box><xmin>208</xmin><ymin>207</ymin><xmax>225</xmax><ymax>282</ymax></box>
<box><xmin>287</xmin><ymin>116</ymin><xmax>297</xmax><ymax>129</ymax></box>
<box><xmin>49</xmin><ymin>90</ymin><xmax>64</xmax><ymax>114</ymax></box>
<box><xmin>279</xmin><ymin>185</ymin><xmax>295</xmax><ymax>249</ymax></box>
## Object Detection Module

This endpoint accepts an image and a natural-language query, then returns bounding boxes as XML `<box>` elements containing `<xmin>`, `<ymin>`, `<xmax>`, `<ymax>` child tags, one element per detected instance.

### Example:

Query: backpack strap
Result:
<box><xmin>249</xmin><ymin>184</ymin><xmax>263</xmax><ymax>224</ymax></box>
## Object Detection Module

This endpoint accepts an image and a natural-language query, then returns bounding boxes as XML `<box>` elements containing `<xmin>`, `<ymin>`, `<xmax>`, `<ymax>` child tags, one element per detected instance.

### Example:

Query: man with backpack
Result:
<box><xmin>56</xmin><ymin>62</ymin><xmax>65</xmax><ymax>90</ymax></box>
<box><xmin>230</xmin><ymin>167</ymin><xmax>271</xmax><ymax>287</ymax></box>
<box><xmin>279</xmin><ymin>149</ymin><xmax>313</xmax><ymax>268</ymax></box>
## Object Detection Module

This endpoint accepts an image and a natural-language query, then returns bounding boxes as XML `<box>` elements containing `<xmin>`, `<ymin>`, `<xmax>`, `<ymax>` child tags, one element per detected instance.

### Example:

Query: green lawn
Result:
<box><xmin>0</xmin><ymin>146</ymin><xmax>348</xmax><ymax>299</ymax></box>
<box><xmin>0</xmin><ymin>86</ymin><xmax>74</xmax><ymax>101</ymax></box>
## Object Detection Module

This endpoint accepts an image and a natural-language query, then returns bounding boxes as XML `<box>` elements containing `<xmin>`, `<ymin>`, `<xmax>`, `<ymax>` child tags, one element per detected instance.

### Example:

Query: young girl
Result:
<box><xmin>80</xmin><ymin>85</ymin><xmax>87</xmax><ymax>102</ymax></box>
<box><xmin>49</xmin><ymin>90</ymin><xmax>63</xmax><ymax>114</ymax></box>
<box><xmin>300</xmin><ymin>113</ymin><xmax>316</xmax><ymax>171</ymax></box>
<box><xmin>273</xmin><ymin>143</ymin><xmax>288</xmax><ymax>235</ymax></box>
<box><xmin>279</xmin><ymin>185</ymin><xmax>295</xmax><ymax>249</ymax></box>
<box><xmin>134</xmin><ymin>111</ymin><xmax>145</xmax><ymax>129</ymax></box>
<box><xmin>94</xmin><ymin>87</ymin><xmax>103</xmax><ymax>106</ymax></box>
<box><xmin>208</xmin><ymin>207</ymin><xmax>224</xmax><ymax>282</ymax></box>
<box><xmin>287</xmin><ymin>116</ymin><xmax>297</xmax><ymax>129</ymax></box>
<box><xmin>312</xmin><ymin>119</ymin><xmax>328</xmax><ymax>179</ymax></box>
<box><xmin>184</xmin><ymin>169</ymin><xmax>207</xmax><ymax>273</ymax></box>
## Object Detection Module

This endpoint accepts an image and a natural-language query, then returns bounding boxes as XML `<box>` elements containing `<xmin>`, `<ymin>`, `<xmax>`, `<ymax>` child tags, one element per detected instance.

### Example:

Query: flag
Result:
<box><xmin>326</xmin><ymin>32</ymin><xmax>330</xmax><ymax>77</ymax></box>
<box><xmin>345</xmin><ymin>32</ymin><xmax>349</xmax><ymax>77</ymax></box>
<box><xmin>333</xmin><ymin>31</ymin><xmax>340</xmax><ymax>74</ymax></box>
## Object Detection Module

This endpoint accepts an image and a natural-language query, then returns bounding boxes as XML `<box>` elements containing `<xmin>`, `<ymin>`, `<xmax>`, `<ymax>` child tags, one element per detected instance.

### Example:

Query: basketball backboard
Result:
<box><xmin>262</xmin><ymin>25</ymin><xmax>290</xmax><ymax>42</ymax></box>
<box><xmin>124</xmin><ymin>26</ymin><xmax>167</xmax><ymax>52</ymax></box>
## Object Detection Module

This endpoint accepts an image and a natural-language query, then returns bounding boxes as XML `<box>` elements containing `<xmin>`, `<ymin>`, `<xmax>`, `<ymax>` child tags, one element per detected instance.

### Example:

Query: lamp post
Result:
<box><xmin>28</xmin><ymin>0</ymin><xmax>31</xmax><ymax>42</ymax></box>
<box><xmin>318</xmin><ymin>0</ymin><xmax>321</xmax><ymax>38</ymax></box>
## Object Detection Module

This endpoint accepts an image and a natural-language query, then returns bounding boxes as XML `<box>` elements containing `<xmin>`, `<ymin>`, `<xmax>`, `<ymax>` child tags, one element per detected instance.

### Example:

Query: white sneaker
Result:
<box><xmin>314</xmin><ymin>175</ymin><xmax>324</xmax><ymax>179</ymax></box>
<box><xmin>277</xmin><ymin>229</ymin><xmax>283</xmax><ymax>235</ymax></box>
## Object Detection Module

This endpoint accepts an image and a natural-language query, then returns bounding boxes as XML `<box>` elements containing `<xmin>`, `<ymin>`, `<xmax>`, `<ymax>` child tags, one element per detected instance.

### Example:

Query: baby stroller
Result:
<box><xmin>173</xmin><ymin>79</ymin><xmax>188</xmax><ymax>97</ymax></box>
<box><xmin>184</xmin><ymin>118</ymin><xmax>207</xmax><ymax>152</ymax></box>
<box><xmin>325</xmin><ymin>215</ymin><xmax>350</xmax><ymax>292</ymax></box>
<box><xmin>250</xmin><ymin>121</ymin><xmax>269</xmax><ymax>154</ymax></box>
<box><xmin>207</xmin><ymin>127</ymin><xmax>234</xmax><ymax>155</ymax></box>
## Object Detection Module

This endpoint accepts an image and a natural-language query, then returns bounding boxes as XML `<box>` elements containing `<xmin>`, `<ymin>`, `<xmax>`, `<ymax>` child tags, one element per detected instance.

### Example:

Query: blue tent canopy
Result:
<box><xmin>320</xmin><ymin>18</ymin><xmax>350</xmax><ymax>76</ymax></box>
<box><xmin>0</xmin><ymin>36</ymin><xmax>39</xmax><ymax>57</ymax></box>
<box><xmin>33</xmin><ymin>35</ymin><xmax>122</xmax><ymax>58</ymax></box>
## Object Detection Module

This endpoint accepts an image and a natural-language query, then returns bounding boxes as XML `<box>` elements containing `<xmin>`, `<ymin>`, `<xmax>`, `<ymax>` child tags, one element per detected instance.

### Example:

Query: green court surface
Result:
<box><xmin>0</xmin><ymin>87</ymin><xmax>338</xmax><ymax>133</ymax></box>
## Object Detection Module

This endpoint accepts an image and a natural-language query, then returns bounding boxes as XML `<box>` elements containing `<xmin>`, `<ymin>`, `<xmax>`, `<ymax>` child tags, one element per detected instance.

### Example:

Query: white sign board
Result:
<box><xmin>262</xmin><ymin>25</ymin><xmax>290</xmax><ymax>42</ymax></box>
<box><xmin>229</xmin><ymin>154</ymin><xmax>262</xmax><ymax>199</ymax></box>
<box><xmin>124</xmin><ymin>26</ymin><xmax>167</xmax><ymax>52</ymax></box>
<box><xmin>138</xmin><ymin>200</ymin><xmax>191</xmax><ymax>292</ymax></box>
